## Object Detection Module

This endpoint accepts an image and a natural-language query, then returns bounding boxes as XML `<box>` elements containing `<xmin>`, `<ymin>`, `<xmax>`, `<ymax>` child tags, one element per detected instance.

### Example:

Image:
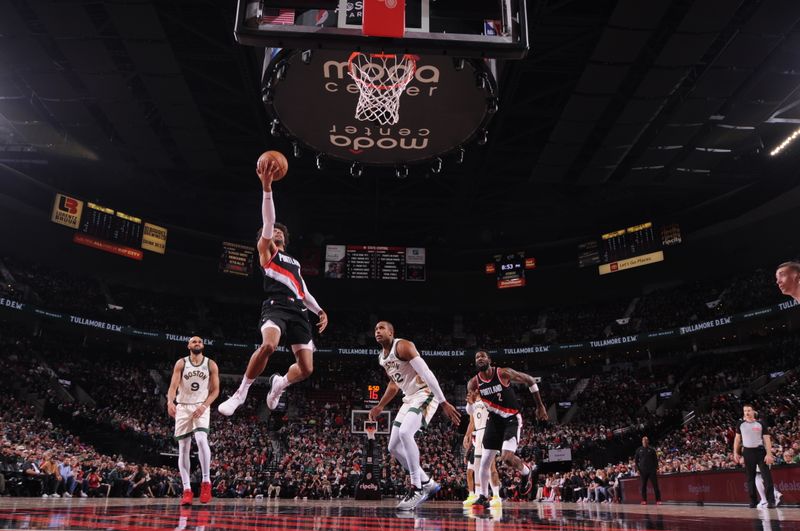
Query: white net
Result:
<box><xmin>364</xmin><ymin>421</ymin><xmax>378</xmax><ymax>440</ymax></box>
<box><xmin>348</xmin><ymin>52</ymin><xmax>417</xmax><ymax>126</ymax></box>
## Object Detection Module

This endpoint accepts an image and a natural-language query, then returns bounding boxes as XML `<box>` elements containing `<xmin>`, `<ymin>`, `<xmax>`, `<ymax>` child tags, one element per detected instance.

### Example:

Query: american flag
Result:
<box><xmin>262</xmin><ymin>8</ymin><xmax>295</xmax><ymax>25</ymax></box>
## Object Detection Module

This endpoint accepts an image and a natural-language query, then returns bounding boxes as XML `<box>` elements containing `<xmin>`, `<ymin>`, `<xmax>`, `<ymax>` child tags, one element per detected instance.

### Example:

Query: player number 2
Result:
<box><xmin>393</xmin><ymin>373</ymin><xmax>405</xmax><ymax>384</ymax></box>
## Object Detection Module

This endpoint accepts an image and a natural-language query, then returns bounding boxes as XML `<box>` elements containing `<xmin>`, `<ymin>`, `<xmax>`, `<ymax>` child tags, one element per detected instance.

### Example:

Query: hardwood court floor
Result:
<box><xmin>0</xmin><ymin>498</ymin><xmax>797</xmax><ymax>530</ymax></box>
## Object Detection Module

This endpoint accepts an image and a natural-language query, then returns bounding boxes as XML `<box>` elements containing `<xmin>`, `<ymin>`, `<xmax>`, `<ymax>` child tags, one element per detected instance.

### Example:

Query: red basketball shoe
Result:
<box><xmin>200</xmin><ymin>482</ymin><xmax>212</xmax><ymax>504</ymax></box>
<box><xmin>180</xmin><ymin>489</ymin><xmax>194</xmax><ymax>506</ymax></box>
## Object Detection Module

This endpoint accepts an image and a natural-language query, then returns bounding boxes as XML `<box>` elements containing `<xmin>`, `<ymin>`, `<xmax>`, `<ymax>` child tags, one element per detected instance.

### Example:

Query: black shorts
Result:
<box><xmin>482</xmin><ymin>412</ymin><xmax>521</xmax><ymax>452</ymax></box>
<box><xmin>259</xmin><ymin>298</ymin><xmax>314</xmax><ymax>347</ymax></box>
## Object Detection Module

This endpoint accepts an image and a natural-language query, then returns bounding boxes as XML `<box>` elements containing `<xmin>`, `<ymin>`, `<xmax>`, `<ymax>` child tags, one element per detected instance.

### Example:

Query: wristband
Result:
<box><xmin>529</xmin><ymin>383</ymin><xmax>539</xmax><ymax>393</ymax></box>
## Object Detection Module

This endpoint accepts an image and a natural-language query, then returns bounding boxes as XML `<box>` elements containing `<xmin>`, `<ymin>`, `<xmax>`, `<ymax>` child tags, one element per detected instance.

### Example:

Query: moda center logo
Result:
<box><xmin>50</xmin><ymin>193</ymin><xmax>84</xmax><ymax>229</ymax></box>
<box><xmin>322</xmin><ymin>59</ymin><xmax>441</xmax><ymax>153</ymax></box>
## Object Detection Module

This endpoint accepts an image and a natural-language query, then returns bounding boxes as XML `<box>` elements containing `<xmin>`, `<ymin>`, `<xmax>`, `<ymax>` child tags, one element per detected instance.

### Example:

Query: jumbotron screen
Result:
<box><xmin>220</xmin><ymin>242</ymin><xmax>256</xmax><ymax>277</ymax></box>
<box><xmin>324</xmin><ymin>245</ymin><xmax>426</xmax><ymax>281</ymax></box>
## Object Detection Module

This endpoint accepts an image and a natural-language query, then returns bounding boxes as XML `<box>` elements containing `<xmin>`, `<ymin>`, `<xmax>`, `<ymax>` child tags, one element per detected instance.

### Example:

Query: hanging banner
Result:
<box><xmin>142</xmin><ymin>223</ymin><xmax>168</xmax><ymax>254</ymax></box>
<box><xmin>0</xmin><ymin>297</ymin><xmax>798</xmax><ymax>353</ymax></box>
<box><xmin>51</xmin><ymin>193</ymin><xmax>84</xmax><ymax>229</ymax></box>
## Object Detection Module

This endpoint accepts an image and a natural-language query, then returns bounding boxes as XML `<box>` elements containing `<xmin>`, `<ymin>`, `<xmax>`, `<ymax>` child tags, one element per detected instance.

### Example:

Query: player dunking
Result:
<box><xmin>369</xmin><ymin>321</ymin><xmax>462</xmax><ymax>510</ymax></box>
<box><xmin>167</xmin><ymin>336</ymin><xmax>220</xmax><ymax>506</ymax></box>
<box><xmin>463</xmin><ymin>390</ymin><xmax>502</xmax><ymax>509</ymax></box>
<box><xmin>776</xmin><ymin>261</ymin><xmax>800</xmax><ymax>302</ymax></box>
<box><xmin>467</xmin><ymin>350</ymin><xmax>547</xmax><ymax>510</ymax></box>
<box><xmin>218</xmin><ymin>156</ymin><xmax>328</xmax><ymax>416</ymax></box>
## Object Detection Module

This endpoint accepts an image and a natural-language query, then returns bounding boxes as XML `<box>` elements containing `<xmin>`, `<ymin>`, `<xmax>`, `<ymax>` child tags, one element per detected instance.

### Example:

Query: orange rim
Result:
<box><xmin>348</xmin><ymin>51</ymin><xmax>418</xmax><ymax>91</ymax></box>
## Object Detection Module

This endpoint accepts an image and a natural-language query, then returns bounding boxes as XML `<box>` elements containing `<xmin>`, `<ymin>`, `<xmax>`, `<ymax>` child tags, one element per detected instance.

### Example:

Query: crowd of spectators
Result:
<box><xmin>0</xmin><ymin>390</ymin><xmax>182</xmax><ymax>499</ymax></box>
<box><xmin>2</xmin><ymin>335</ymin><xmax>799</xmax><ymax>501</ymax></box>
<box><xmin>1</xmin><ymin>256</ymin><xmax>795</xmax><ymax>347</ymax></box>
<box><xmin>1</xmin><ymin>254</ymin><xmax>799</xmax><ymax>502</ymax></box>
<box><xmin>545</xmin><ymin>299</ymin><xmax>631</xmax><ymax>344</ymax></box>
<box><xmin>2</xmin><ymin>256</ymin><xmax>108</xmax><ymax>321</ymax></box>
<box><xmin>634</xmin><ymin>280</ymin><xmax>725</xmax><ymax>331</ymax></box>
<box><xmin>655</xmin><ymin>374</ymin><xmax>800</xmax><ymax>474</ymax></box>
<box><xmin>574</xmin><ymin>371</ymin><xmax>661</xmax><ymax>430</ymax></box>
<box><xmin>10</xmin><ymin>338</ymin><xmax>798</xmax><ymax>499</ymax></box>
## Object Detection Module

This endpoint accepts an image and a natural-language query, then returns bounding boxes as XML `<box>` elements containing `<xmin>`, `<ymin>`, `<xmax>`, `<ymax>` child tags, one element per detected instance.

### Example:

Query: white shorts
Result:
<box><xmin>394</xmin><ymin>388</ymin><xmax>439</xmax><ymax>430</ymax></box>
<box><xmin>174</xmin><ymin>403</ymin><xmax>210</xmax><ymax>440</ymax></box>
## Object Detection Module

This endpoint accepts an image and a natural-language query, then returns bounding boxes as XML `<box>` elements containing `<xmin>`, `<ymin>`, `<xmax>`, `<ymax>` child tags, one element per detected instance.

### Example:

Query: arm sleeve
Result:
<box><xmin>301</xmin><ymin>278</ymin><xmax>322</xmax><ymax>316</ymax></box>
<box><xmin>261</xmin><ymin>192</ymin><xmax>275</xmax><ymax>238</ymax></box>
<box><xmin>408</xmin><ymin>356</ymin><xmax>447</xmax><ymax>403</ymax></box>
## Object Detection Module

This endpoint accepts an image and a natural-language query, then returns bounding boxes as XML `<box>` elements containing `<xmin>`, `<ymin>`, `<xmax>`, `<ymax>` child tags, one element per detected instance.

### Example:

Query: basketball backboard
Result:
<box><xmin>351</xmin><ymin>409</ymin><xmax>391</xmax><ymax>434</ymax></box>
<box><xmin>235</xmin><ymin>0</ymin><xmax>529</xmax><ymax>59</ymax></box>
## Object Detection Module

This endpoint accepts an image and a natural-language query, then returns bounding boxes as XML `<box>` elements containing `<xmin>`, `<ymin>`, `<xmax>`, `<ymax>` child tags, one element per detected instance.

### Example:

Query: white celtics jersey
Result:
<box><xmin>379</xmin><ymin>338</ymin><xmax>427</xmax><ymax>397</ymax></box>
<box><xmin>472</xmin><ymin>399</ymin><xmax>488</xmax><ymax>432</ymax></box>
<box><xmin>177</xmin><ymin>355</ymin><xmax>211</xmax><ymax>404</ymax></box>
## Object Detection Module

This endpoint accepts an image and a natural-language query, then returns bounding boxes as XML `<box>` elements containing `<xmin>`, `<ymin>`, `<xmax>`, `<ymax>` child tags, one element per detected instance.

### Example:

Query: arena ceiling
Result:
<box><xmin>2</xmin><ymin>0</ymin><xmax>800</xmax><ymax>258</ymax></box>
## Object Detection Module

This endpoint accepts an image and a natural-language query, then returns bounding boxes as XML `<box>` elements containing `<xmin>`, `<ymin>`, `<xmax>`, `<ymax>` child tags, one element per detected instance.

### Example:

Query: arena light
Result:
<box><xmin>770</xmin><ymin>126</ymin><xmax>800</xmax><ymax>156</ymax></box>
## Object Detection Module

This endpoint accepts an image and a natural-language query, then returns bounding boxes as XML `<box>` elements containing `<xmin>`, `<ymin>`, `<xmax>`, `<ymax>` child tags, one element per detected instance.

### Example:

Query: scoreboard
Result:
<box><xmin>577</xmin><ymin>221</ymin><xmax>682</xmax><ymax>275</ymax></box>
<box><xmin>79</xmin><ymin>203</ymin><xmax>143</xmax><ymax>249</ymax></box>
<box><xmin>485</xmin><ymin>251</ymin><xmax>536</xmax><ymax>289</ymax></box>
<box><xmin>52</xmin><ymin>193</ymin><xmax>168</xmax><ymax>260</ymax></box>
<box><xmin>220</xmin><ymin>242</ymin><xmax>256</xmax><ymax>277</ymax></box>
<box><xmin>600</xmin><ymin>222</ymin><xmax>658</xmax><ymax>263</ymax></box>
<box><xmin>325</xmin><ymin>245</ymin><xmax>426</xmax><ymax>281</ymax></box>
<box><xmin>365</xmin><ymin>384</ymin><xmax>381</xmax><ymax>406</ymax></box>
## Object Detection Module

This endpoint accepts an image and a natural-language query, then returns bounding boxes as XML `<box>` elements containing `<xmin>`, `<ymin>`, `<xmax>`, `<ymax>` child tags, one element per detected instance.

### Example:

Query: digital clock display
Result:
<box><xmin>366</xmin><ymin>384</ymin><xmax>381</xmax><ymax>403</ymax></box>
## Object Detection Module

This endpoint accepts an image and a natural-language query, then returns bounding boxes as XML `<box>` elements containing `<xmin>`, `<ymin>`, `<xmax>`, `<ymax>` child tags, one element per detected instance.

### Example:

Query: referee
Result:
<box><xmin>733</xmin><ymin>404</ymin><xmax>776</xmax><ymax>508</ymax></box>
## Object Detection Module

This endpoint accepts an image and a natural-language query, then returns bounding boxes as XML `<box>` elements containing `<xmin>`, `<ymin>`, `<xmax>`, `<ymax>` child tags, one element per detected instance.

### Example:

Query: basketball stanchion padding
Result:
<box><xmin>355</xmin><ymin>420</ymin><xmax>381</xmax><ymax>500</ymax></box>
<box><xmin>348</xmin><ymin>52</ymin><xmax>417</xmax><ymax>125</ymax></box>
<box><xmin>362</xmin><ymin>0</ymin><xmax>406</xmax><ymax>38</ymax></box>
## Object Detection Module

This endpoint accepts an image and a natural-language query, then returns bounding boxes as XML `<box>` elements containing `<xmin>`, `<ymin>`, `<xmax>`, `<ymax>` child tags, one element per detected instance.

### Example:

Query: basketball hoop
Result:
<box><xmin>348</xmin><ymin>52</ymin><xmax>417</xmax><ymax>126</ymax></box>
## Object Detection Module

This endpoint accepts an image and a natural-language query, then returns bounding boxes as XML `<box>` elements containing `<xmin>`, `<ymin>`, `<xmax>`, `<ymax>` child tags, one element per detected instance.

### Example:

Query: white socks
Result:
<box><xmin>237</xmin><ymin>376</ymin><xmax>255</xmax><ymax>397</ymax></box>
<box><xmin>274</xmin><ymin>374</ymin><xmax>289</xmax><ymax>393</ymax></box>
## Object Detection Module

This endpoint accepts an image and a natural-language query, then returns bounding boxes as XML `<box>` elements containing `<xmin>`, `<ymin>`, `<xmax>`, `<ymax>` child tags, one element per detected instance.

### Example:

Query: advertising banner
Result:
<box><xmin>51</xmin><ymin>193</ymin><xmax>83</xmax><ymax>229</ymax></box>
<box><xmin>1</xmin><ymin>296</ymin><xmax>798</xmax><ymax>354</ymax></box>
<box><xmin>621</xmin><ymin>466</ymin><xmax>800</xmax><ymax>504</ymax></box>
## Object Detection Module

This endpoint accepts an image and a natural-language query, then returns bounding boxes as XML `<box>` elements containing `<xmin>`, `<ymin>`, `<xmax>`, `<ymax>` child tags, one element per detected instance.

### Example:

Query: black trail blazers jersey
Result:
<box><xmin>476</xmin><ymin>367</ymin><xmax>521</xmax><ymax>418</ymax></box>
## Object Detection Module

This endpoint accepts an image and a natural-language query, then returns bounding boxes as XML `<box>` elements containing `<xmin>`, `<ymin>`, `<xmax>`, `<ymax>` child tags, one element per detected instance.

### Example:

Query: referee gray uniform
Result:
<box><xmin>739</xmin><ymin>418</ymin><xmax>775</xmax><ymax>507</ymax></box>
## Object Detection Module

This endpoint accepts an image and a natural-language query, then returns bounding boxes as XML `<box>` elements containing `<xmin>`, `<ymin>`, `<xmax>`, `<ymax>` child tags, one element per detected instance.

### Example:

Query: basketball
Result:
<box><xmin>258</xmin><ymin>150</ymin><xmax>289</xmax><ymax>181</ymax></box>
